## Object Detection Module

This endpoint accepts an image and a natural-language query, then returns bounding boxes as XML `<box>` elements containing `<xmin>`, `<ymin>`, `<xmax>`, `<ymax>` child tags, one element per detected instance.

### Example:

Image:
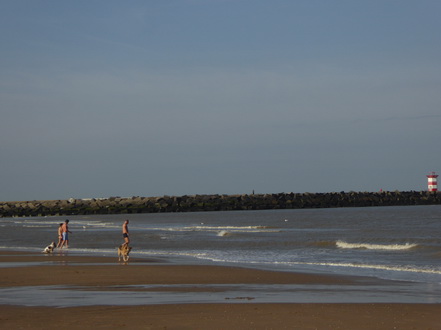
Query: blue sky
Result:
<box><xmin>1</xmin><ymin>0</ymin><xmax>440</xmax><ymax>201</ymax></box>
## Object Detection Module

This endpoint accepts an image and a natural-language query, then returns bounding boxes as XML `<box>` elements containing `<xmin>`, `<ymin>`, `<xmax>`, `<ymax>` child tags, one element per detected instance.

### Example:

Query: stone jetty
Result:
<box><xmin>1</xmin><ymin>191</ymin><xmax>440</xmax><ymax>217</ymax></box>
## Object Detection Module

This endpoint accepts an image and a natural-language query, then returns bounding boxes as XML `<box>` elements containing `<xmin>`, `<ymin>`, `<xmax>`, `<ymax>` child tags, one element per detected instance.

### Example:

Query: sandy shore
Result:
<box><xmin>1</xmin><ymin>251</ymin><xmax>440</xmax><ymax>329</ymax></box>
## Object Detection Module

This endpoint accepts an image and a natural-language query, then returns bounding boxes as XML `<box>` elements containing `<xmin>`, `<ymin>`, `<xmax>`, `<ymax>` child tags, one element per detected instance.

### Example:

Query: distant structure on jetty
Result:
<box><xmin>1</xmin><ymin>191</ymin><xmax>440</xmax><ymax>218</ymax></box>
<box><xmin>427</xmin><ymin>172</ymin><xmax>438</xmax><ymax>192</ymax></box>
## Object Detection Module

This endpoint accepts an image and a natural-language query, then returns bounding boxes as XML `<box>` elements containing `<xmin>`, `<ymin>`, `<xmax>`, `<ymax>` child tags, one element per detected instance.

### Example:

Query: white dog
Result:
<box><xmin>43</xmin><ymin>242</ymin><xmax>56</xmax><ymax>254</ymax></box>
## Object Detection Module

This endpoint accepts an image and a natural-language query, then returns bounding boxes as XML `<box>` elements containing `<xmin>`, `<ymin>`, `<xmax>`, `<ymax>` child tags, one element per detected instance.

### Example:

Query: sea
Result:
<box><xmin>1</xmin><ymin>205</ymin><xmax>441</xmax><ymax>305</ymax></box>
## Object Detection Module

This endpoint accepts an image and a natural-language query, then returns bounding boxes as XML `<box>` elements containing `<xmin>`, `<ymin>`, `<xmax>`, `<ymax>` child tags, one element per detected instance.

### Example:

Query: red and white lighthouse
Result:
<box><xmin>426</xmin><ymin>172</ymin><xmax>438</xmax><ymax>192</ymax></box>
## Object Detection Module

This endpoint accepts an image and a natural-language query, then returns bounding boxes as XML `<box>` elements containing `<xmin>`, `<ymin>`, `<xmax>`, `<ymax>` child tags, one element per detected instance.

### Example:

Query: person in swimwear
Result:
<box><xmin>60</xmin><ymin>219</ymin><xmax>72</xmax><ymax>248</ymax></box>
<box><xmin>122</xmin><ymin>219</ymin><xmax>130</xmax><ymax>246</ymax></box>
<box><xmin>56</xmin><ymin>223</ymin><xmax>63</xmax><ymax>248</ymax></box>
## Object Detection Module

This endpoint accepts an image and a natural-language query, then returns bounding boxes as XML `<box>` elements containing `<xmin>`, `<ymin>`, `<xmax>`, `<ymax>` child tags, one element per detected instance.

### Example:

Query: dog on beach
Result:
<box><xmin>117</xmin><ymin>244</ymin><xmax>132</xmax><ymax>262</ymax></box>
<box><xmin>43</xmin><ymin>242</ymin><xmax>56</xmax><ymax>254</ymax></box>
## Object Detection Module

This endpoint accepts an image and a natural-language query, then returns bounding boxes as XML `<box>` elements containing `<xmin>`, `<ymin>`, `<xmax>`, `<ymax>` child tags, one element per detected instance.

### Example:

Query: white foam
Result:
<box><xmin>296</xmin><ymin>261</ymin><xmax>441</xmax><ymax>275</ymax></box>
<box><xmin>149</xmin><ymin>225</ymin><xmax>279</xmax><ymax>233</ymax></box>
<box><xmin>12</xmin><ymin>219</ymin><xmax>118</xmax><ymax>230</ymax></box>
<box><xmin>336</xmin><ymin>240</ymin><xmax>417</xmax><ymax>251</ymax></box>
<box><xmin>193</xmin><ymin>255</ymin><xmax>441</xmax><ymax>276</ymax></box>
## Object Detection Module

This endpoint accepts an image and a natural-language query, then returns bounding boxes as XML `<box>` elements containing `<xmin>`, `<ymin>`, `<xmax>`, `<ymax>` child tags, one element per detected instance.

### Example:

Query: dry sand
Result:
<box><xmin>0</xmin><ymin>252</ymin><xmax>440</xmax><ymax>329</ymax></box>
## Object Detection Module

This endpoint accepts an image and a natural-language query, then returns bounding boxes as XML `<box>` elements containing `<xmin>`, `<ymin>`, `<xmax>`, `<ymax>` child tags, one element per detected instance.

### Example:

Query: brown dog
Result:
<box><xmin>117</xmin><ymin>244</ymin><xmax>132</xmax><ymax>262</ymax></box>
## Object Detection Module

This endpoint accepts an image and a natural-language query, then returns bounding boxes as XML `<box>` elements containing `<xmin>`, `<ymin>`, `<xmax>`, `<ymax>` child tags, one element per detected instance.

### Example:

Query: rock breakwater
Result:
<box><xmin>1</xmin><ymin>191</ymin><xmax>440</xmax><ymax>217</ymax></box>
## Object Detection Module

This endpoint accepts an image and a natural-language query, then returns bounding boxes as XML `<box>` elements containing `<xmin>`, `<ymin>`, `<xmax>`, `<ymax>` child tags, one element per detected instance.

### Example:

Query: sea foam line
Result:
<box><xmin>296</xmin><ymin>261</ymin><xmax>441</xmax><ymax>275</ymax></box>
<box><xmin>336</xmin><ymin>240</ymin><xmax>417</xmax><ymax>251</ymax></box>
<box><xmin>193</xmin><ymin>255</ymin><xmax>441</xmax><ymax>275</ymax></box>
<box><xmin>147</xmin><ymin>225</ymin><xmax>279</xmax><ymax>233</ymax></box>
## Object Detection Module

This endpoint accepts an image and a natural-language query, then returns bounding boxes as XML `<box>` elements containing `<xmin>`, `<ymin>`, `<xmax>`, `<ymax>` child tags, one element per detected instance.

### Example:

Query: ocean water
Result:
<box><xmin>1</xmin><ymin>205</ymin><xmax>440</xmax><ymax>283</ymax></box>
<box><xmin>2</xmin><ymin>205</ymin><xmax>441</xmax><ymax>306</ymax></box>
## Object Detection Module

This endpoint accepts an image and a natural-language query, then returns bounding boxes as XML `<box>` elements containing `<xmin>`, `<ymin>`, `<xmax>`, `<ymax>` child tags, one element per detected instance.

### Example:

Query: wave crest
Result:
<box><xmin>336</xmin><ymin>240</ymin><xmax>417</xmax><ymax>251</ymax></box>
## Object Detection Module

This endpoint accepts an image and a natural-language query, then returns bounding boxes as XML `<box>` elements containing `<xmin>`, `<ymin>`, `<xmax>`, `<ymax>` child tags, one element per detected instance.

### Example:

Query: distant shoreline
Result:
<box><xmin>1</xmin><ymin>191</ymin><xmax>440</xmax><ymax>217</ymax></box>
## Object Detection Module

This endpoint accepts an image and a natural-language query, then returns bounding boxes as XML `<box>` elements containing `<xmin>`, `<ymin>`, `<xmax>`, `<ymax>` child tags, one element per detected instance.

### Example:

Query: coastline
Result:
<box><xmin>1</xmin><ymin>252</ymin><xmax>440</xmax><ymax>329</ymax></box>
<box><xmin>2</xmin><ymin>191</ymin><xmax>440</xmax><ymax>217</ymax></box>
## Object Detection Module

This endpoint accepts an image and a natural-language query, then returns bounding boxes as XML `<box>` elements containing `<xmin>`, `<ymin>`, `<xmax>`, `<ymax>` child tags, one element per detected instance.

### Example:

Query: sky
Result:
<box><xmin>1</xmin><ymin>0</ymin><xmax>440</xmax><ymax>202</ymax></box>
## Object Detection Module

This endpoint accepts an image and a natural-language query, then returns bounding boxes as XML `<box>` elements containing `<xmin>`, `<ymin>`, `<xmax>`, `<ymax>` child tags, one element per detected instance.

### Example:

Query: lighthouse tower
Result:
<box><xmin>426</xmin><ymin>172</ymin><xmax>438</xmax><ymax>192</ymax></box>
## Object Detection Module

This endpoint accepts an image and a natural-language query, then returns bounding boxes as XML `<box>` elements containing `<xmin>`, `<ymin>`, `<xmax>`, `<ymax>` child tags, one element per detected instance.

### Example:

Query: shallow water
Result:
<box><xmin>1</xmin><ymin>280</ymin><xmax>440</xmax><ymax>307</ymax></box>
<box><xmin>1</xmin><ymin>205</ymin><xmax>441</xmax><ymax>305</ymax></box>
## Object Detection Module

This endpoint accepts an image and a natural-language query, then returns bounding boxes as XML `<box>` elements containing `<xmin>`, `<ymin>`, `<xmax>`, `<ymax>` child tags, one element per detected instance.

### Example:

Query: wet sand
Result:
<box><xmin>0</xmin><ymin>252</ymin><xmax>440</xmax><ymax>329</ymax></box>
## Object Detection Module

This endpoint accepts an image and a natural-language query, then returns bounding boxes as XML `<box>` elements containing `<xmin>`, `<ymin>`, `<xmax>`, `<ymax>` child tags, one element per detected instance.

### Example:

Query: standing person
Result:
<box><xmin>56</xmin><ymin>223</ymin><xmax>63</xmax><ymax>248</ymax></box>
<box><xmin>60</xmin><ymin>219</ymin><xmax>72</xmax><ymax>248</ymax></box>
<box><xmin>122</xmin><ymin>220</ymin><xmax>130</xmax><ymax>246</ymax></box>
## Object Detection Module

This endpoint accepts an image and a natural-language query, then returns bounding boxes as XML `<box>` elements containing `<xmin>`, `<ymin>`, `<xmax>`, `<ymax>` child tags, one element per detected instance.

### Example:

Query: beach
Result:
<box><xmin>1</xmin><ymin>252</ymin><xmax>440</xmax><ymax>329</ymax></box>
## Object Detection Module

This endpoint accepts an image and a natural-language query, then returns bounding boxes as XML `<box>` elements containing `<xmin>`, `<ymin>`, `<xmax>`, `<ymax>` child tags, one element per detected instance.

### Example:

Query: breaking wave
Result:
<box><xmin>336</xmin><ymin>240</ymin><xmax>418</xmax><ymax>251</ymax></box>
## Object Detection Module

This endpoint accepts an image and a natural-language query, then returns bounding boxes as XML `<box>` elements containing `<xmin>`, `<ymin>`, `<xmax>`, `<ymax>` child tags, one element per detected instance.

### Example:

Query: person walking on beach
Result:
<box><xmin>122</xmin><ymin>220</ymin><xmax>130</xmax><ymax>246</ymax></box>
<box><xmin>56</xmin><ymin>223</ymin><xmax>63</xmax><ymax>248</ymax></box>
<box><xmin>60</xmin><ymin>219</ymin><xmax>72</xmax><ymax>248</ymax></box>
